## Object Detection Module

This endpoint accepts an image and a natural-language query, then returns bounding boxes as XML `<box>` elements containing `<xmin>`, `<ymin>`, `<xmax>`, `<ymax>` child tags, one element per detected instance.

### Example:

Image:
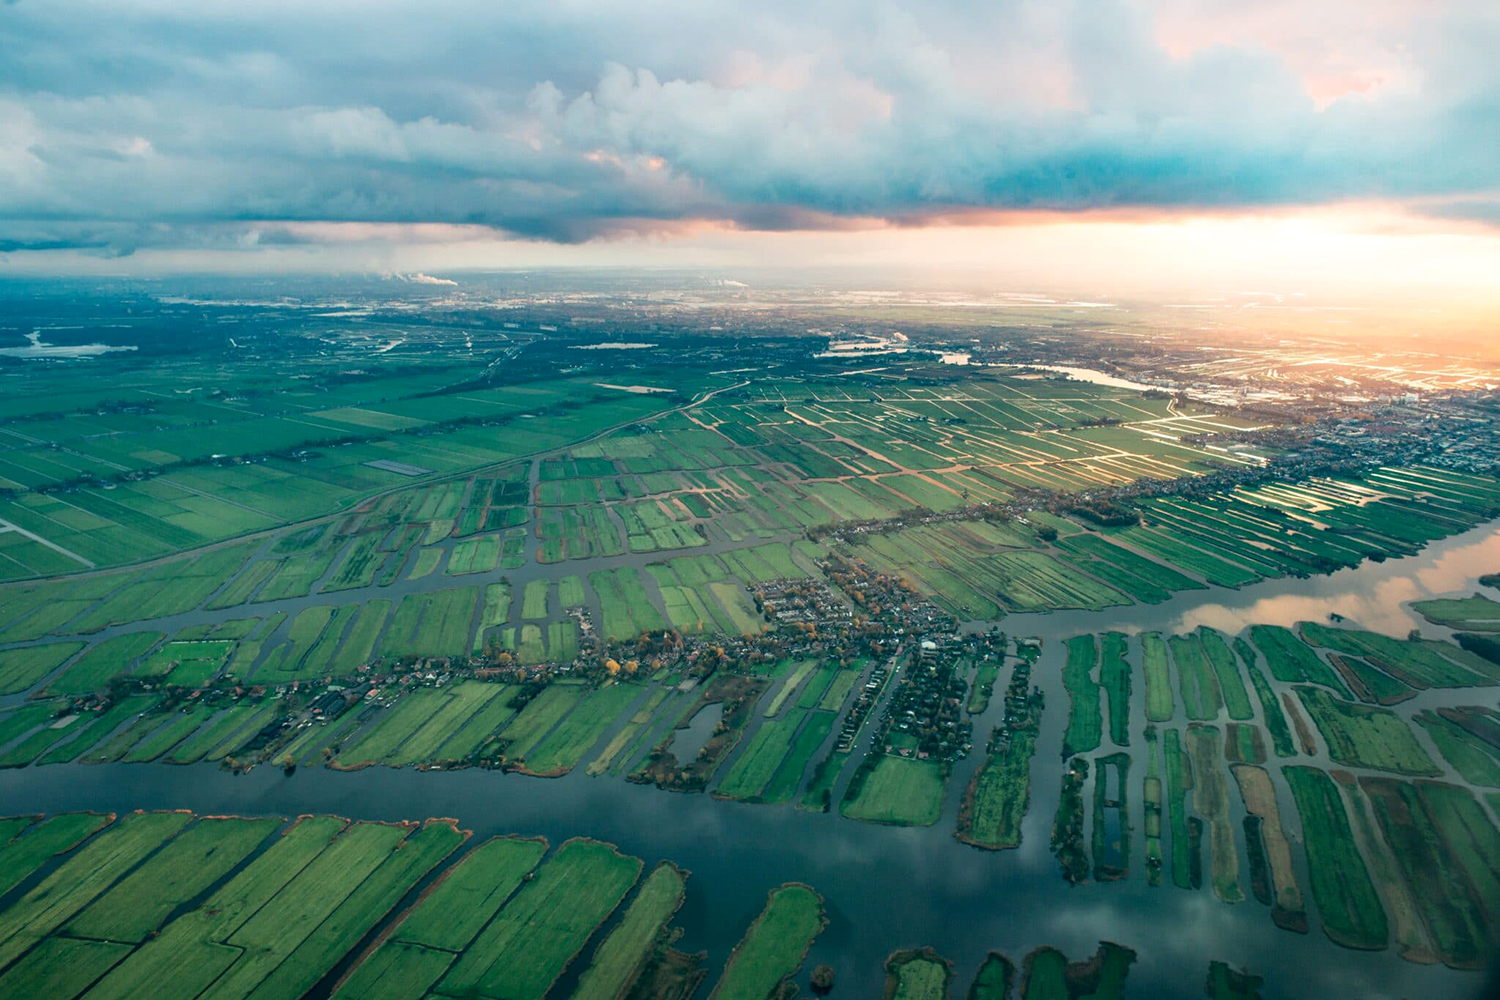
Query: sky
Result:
<box><xmin>2</xmin><ymin>0</ymin><xmax>1499</xmax><ymax>306</ymax></box>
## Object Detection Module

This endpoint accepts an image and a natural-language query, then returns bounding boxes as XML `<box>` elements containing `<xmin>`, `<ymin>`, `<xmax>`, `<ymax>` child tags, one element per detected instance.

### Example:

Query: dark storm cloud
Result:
<box><xmin>1</xmin><ymin>0</ymin><xmax>1497</xmax><ymax>254</ymax></box>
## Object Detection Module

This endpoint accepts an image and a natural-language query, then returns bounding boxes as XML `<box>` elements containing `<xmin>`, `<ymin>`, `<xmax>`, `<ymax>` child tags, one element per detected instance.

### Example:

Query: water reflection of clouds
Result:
<box><xmin>1032</xmin><ymin>891</ymin><xmax>1430</xmax><ymax>1000</ymax></box>
<box><xmin>1012</xmin><ymin>521</ymin><xmax>1500</xmax><ymax>642</ymax></box>
<box><xmin>1037</xmin><ymin>890</ymin><xmax>1230</xmax><ymax>958</ymax></box>
<box><xmin>1168</xmin><ymin>526</ymin><xmax>1500</xmax><ymax>638</ymax></box>
<box><xmin>1173</xmin><ymin>578</ymin><xmax>1425</xmax><ymax>637</ymax></box>
<box><xmin>1416</xmin><ymin>535</ymin><xmax>1500</xmax><ymax>595</ymax></box>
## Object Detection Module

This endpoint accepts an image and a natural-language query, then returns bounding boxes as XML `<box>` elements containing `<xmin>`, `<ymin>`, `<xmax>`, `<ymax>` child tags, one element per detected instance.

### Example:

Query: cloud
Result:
<box><xmin>398</xmin><ymin>272</ymin><xmax>458</xmax><ymax>286</ymax></box>
<box><xmin>0</xmin><ymin>237</ymin><xmax>109</xmax><ymax>253</ymax></box>
<box><xmin>0</xmin><ymin>0</ymin><xmax>1497</xmax><ymax>256</ymax></box>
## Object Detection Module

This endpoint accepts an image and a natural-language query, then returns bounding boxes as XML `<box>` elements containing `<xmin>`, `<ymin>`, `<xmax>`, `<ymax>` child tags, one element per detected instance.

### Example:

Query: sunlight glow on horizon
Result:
<box><xmin>17</xmin><ymin>203</ymin><xmax>1500</xmax><ymax>319</ymax></box>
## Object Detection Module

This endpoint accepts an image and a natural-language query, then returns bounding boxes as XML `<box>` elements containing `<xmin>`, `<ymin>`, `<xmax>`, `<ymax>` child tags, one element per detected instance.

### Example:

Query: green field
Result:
<box><xmin>387</xmin><ymin>835</ymin><xmax>549</xmax><ymax>953</ymax></box>
<box><xmin>1412</xmin><ymin>594</ymin><xmax>1500</xmax><ymax>630</ymax></box>
<box><xmin>35</xmin><ymin>694</ymin><xmax>159</xmax><ymax>765</ymax></box>
<box><xmin>1295</xmin><ymin>687</ymin><xmax>1439</xmax><ymax>775</ymax></box>
<box><xmin>568</xmin><ymin>862</ymin><xmax>688</xmax><ymax>1000</ymax></box>
<box><xmin>558</xmin><ymin>575</ymin><xmax>587</xmax><ymax>608</ymax></box>
<box><xmin>0</xmin><ymin>813</ymin><xmax>114</xmax><ymax>897</ymax></box>
<box><xmin>1141</xmin><ymin>632</ymin><xmax>1175</xmax><ymax>723</ymax></box>
<box><xmin>589</xmin><ymin>568</ymin><xmax>668</xmax><ymax>642</ymax></box>
<box><xmin>958</xmin><ymin>727</ymin><xmax>1038</xmax><ymax>851</ymax></box>
<box><xmin>1232</xmin><ymin>764</ymin><xmax>1306</xmax><ymax>932</ymax></box>
<box><xmin>1283</xmin><ymin>766</ymin><xmax>1388</xmax><ymax>950</ymax></box>
<box><xmin>122</xmin><ymin>703</ymin><xmax>219</xmax><ymax>761</ymax></box>
<box><xmin>587</xmin><ymin>688</ymin><xmax>675</xmax><ymax>776</ymax></box>
<box><xmin>716</xmin><ymin>711</ymin><xmax>808</xmax><ymax>802</ymax></box>
<box><xmin>1090</xmin><ymin>752</ymin><xmax>1131</xmax><ymax>882</ymax></box>
<box><xmin>75</xmin><ymin>816</ymin><xmax>457</xmax><ymax>1000</ymax></box>
<box><xmin>1417</xmin><ymin>711</ymin><xmax>1500</xmax><ymax>786</ymax></box>
<box><xmin>1199</xmin><ymin>629</ymin><xmax>1253</xmax><ymax>720</ymax></box>
<box><xmin>1249</xmin><ymin>625</ymin><xmax>1350</xmax><ymax>695</ymax></box>
<box><xmin>1170</xmin><ymin>634</ymin><xmax>1223</xmax><ymax>722</ymax></box>
<box><xmin>851</xmin><ymin>522</ymin><xmax>1129</xmax><ymax>618</ymax></box>
<box><xmin>0</xmin><ymin>794</ymin><xmax>1306</xmax><ymax>1000</ymax></box>
<box><xmin>437</xmin><ymin>838</ymin><xmax>643</xmax><ymax>1000</ymax></box>
<box><xmin>332</xmin><ymin>600</ymin><xmax>389</xmax><ymax>672</ymax></box>
<box><xmin>881</xmin><ymin>949</ymin><xmax>952</xmax><ymax>1000</ymax></box>
<box><xmin>1164</xmin><ymin>729</ymin><xmax>1196</xmax><ymax>890</ymax></box>
<box><xmin>499</xmin><ymin>684</ymin><xmax>588</xmax><ymax>762</ymax></box>
<box><xmin>385</xmin><ymin>681</ymin><xmax>515</xmax><ymax>767</ymax></box>
<box><xmin>1099</xmin><ymin>632</ymin><xmax>1131</xmax><ymax>746</ymax></box>
<box><xmin>5</xmin><ymin>343</ymin><xmax>1500</xmax><ymax>997</ymax></box>
<box><xmin>1237</xmin><ymin>638</ymin><xmax>1296</xmax><ymax>758</ymax></box>
<box><xmin>966</xmin><ymin>953</ymin><xmax>1015</xmax><ymax>1000</ymax></box>
<box><xmin>333</xmin><ymin>836</ymin><xmax>548</xmax><ymax>999</ymax></box>
<box><xmin>337</xmin><ymin>687</ymin><xmax>463</xmax><ymax>767</ymax></box>
<box><xmin>708</xmin><ymin>884</ymin><xmax>825</xmax><ymax>1000</ymax></box>
<box><xmin>761</xmin><ymin>711</ymin><xmax>836</xmax><ymax>804</ymax></box>
<box><xmin>380</xmin><ymin>587</ymin><xmax>478</xmax><ymax>659</ymax></box>
<box><xmin>968</xmin><ymin>658</ymin><xmax>1001</xmax><ymax>714</ymax></box>
<box><xmin>1185</xmin><ymin>726</ymin><xmax>1240</xmax><ymax>902</ymax></box>
<box><xmin>1301</xmin><ymin>622</ymin><xmax>1499</xmax><ymax>689</ymax></box>
<box><xmin>1143</xmin><ymin>729</ymin><xmax>1163</xmax><ymax>887</ymax></box>
<box><xmin>521</xmin><ymin>579</ymin><xmax>551</xmax><ymax>619</ymax></box>
<box><xmin>1060</xmin><ymin>635</ymin><xmax>1101</xmax><ymax>757</ymax></box>
<box><xmin>45</xmin><ymin>632</ymin><xmax>163</xmax><ymax>695</ymax></box>
<box><xmin>1360</xmin><ymin>778</ymin><xmax>1492</xmax><ymax>968</ymax></box>
<box><xmin>0</xmin><ymin>810</ymin><xmax>192</xmax><ymax>970</ymax></box>
<box><xmin>1333</xmin><ymin>774</ymin><xmax>1431</xmax><ymax>962</ymax></box>
<box><xmin>1405</xmin><ymin>782</ymin><xmax>1500</xmax><ymax>965</ymax></box>
<box><xmin>0</xmin><ymin>641</ymin><xmax>86</xmax><ymax>696</ymax></box>
<box><xmin>192</xmin><ymin>820</ymin><xmax>462</xmax><ymax>1000</ymax></box>
<box><xmin>1205</xmin><ymin>961</ymin><xmax>1265</xmax><ymax>1000</ymax></box>
<box><xmin>764</xmin><ymin>660</ymin><xmax>816</xmax><ymax>717</ymax></box>
<box><xmin>840</xmin><ymin>755</ymin><xmax>948</xmax><ymax>827</ymax></box>
<box><xmin>66</xmin><ymin>817</ymin><xmax>280</xmax><ymax>942</ymax></box>
<box><xmin>448</xmin><ymin>534</ymin><xmax>502</xmax><ymax>575</ymax></box>
<box><xmin>521</xmin><ymin>683</ymin><xmax>643</xmax><ymax>776</ymax></box>
<box><xmin>324</xmin><ymin>532</ymin><xmax>386</xmax><ymax>590</ymax></box>
<box><xmin>797</xmin><ymin>751</ymin><xmax>850</xmax><ymax>815</ymax></box>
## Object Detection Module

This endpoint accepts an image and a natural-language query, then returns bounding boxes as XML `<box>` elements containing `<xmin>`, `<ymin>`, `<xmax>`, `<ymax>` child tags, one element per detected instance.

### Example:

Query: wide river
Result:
<box><xmin>6</xmin><ymin>520</ymin><xmax>1500</xmax><ymax>999</ymax></box>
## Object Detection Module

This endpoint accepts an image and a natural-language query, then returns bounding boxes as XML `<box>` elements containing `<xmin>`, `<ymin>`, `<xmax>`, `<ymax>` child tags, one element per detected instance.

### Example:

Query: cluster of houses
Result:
<box><xmin>835</xmin><ymin>659</ymin><xmax>892</xmax><ymax>753</ymax></box>
<box><xmin>875</xmin><ymin>635</ymin><xmax>974</xmax><ymax>763</ymax></box>
<box><xmin>755</xmin><ymin>578</ymin><xmax>852</xmax><ymax>628</ymax></box>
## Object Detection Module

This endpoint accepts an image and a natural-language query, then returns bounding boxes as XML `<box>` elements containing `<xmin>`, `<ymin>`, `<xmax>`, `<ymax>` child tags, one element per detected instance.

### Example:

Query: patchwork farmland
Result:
<box><xmin>1</xmin><ymin>312</ymin><xmax>1498</xmax><ymax>1000</ymax></box>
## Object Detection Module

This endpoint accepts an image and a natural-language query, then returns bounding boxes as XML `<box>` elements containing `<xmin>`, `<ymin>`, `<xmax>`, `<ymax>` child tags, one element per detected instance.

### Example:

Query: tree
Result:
<box><xmin>811</xmin><ymin>965</ymin><xmax>835</xmax><ymax>994</ymax></box>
